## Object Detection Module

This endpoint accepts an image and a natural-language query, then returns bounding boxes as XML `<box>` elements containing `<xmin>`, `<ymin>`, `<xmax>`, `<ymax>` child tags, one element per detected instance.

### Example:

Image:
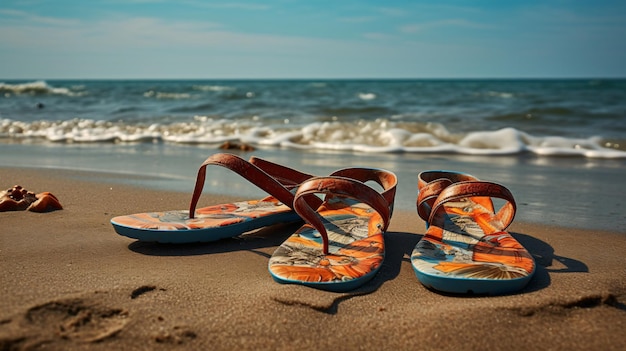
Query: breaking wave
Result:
<box><xmin>1</xmin><ymin>117</ymin><xmax>624</xmax><ymax>159</ymax></box>
<box><xmin>0</xmin><ymin>81</ymin><xmax>85</xmax><ymax>96</ymax></box>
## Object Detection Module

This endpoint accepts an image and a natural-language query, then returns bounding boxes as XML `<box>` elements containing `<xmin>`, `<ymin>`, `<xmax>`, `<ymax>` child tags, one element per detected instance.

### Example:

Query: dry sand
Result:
<box><xmin>1</xmin><ymin>167</ymin><xmax>625</xmax><ymax>350</ymax></box>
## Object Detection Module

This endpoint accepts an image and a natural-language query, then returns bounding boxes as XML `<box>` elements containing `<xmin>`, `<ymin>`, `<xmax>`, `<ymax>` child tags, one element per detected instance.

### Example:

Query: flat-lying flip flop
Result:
<box><xmin>111</xmin><ymin>153</ymin><xmax>310</xmax><ymax>244</ymax></box>
<box><xmin>268</xmin><ymin>168</ymin><xmax>398</xmax><ymax>292</ymax></box>
<box><xmin>411</xmin><ymin>171</ymin><xmax>535</xmax><ymax>295</ymax></box>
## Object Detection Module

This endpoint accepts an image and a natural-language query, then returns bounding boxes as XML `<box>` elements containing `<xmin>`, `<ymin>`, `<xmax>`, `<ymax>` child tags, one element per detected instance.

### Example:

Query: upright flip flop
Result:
<box><xmin>111</xmin><ymin>153</ymin><xmax>310</xmax><ymax>243</ymax></box>
<box><xmin>411</xmin><ymin>171</ymin><xmax>535</xmax><ymax>295</ymax></box>
<box><xmin>268</xmin><ymin>168</ymin><xmax>398</xmax><ymax>292</ymax></box>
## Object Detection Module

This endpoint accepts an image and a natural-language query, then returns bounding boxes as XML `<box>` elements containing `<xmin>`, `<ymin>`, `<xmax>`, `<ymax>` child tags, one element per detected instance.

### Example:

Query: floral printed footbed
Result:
<box><xmin>111</xmin><ymin>198</ymin><xmax>299</xmax><ymax>243</ymax></box>
<box><xmin>113</xmin><ymin>199</ymin><xmax>289</xmax><ymax>231</ymax></box>
<box><xmin>411</xmin><ymin>197</ymin><xmax>535</xmax><ymax>294</ymax></box>
<box><xmin>269</xmin><ymin>198</ymin><xmax>385</xmax><ymax>288</ymax></box>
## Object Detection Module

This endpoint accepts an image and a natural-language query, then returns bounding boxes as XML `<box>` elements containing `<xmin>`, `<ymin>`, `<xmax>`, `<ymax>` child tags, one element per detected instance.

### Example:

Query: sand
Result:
<box><xmin>1</xmin><ymin>167</ymin><xmax>625</xmax><ymax>351</ymax></box>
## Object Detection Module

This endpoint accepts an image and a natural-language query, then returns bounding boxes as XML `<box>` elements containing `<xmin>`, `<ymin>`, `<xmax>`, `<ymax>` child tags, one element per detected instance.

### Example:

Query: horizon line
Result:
<box><xmin>3</xmin><ymin>76</ymin><xmax>625</xmax><ymax>81</ymax></box>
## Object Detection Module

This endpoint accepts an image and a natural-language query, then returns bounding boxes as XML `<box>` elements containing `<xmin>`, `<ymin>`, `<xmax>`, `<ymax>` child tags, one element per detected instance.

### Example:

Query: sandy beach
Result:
<box><xmin>1</xmin><ymin>166</ymin><xmax>625</xmax><ymax>351</ymax></box>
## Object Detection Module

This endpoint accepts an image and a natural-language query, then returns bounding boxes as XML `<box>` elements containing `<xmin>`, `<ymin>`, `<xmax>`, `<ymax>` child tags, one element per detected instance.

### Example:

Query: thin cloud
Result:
<box><xmin>119</xmin><ymin>0</ymin><xmax>169</xmax><ymax>3</ymax></box>
<box><xmin>363</xmin><ymin>32</ymin><xmax>391</xmax><ymax>40</ymax></box>
<box><xmin>184</xmin><ymin>1</ymin><xmax>270</xmax><ymax>11</ymax></box>
<box><xmin>339</xmin><ymin>16</ymin><xmax>376</xmax><ymax>23</ymax></box>
<box><xmin>520</xmin><ymin>5</ymin><xmax>626</xmax><ymax>27</ymax></box>
<box><xmin>375</xmin><ymin>7</ymin><xmax>407</xmax><ymax>17</ymax></box>
<box><xmin>111</xmin><ymin>0</ymin><xmax>269</xmax><ymax>10</ymax></box>
<box><xmin>0</xmin><ymin>8</ymin><xmax>80</xmax><ymax>26</ymax></box>
<box><xmin>400</xmin><ymin>19</ymin><xmax>493</xmax><ymax>34</ymax></box>
<box><xmin>0</xmin><ymin>16</ymin><xmax>220</xmax><ymax>50</ymax></box>
<box><xmin>0</xmin><ymin>14</ymin><xmax>374</xmax><ymax>55</ymax></box>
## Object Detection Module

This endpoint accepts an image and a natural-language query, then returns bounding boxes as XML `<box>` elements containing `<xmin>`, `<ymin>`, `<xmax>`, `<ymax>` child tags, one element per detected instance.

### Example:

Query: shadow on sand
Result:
<box><xmin>127</xmin><ymin>223</ymin><xmax>589</xmax><ymax>310</ymax></box>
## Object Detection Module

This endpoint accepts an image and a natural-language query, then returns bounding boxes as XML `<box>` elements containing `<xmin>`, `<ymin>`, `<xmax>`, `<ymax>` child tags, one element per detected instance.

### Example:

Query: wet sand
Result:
<box><xmin>1</xmin><ymin>167</ymin><xmax>625</xmax><ymax>350</ymax></box>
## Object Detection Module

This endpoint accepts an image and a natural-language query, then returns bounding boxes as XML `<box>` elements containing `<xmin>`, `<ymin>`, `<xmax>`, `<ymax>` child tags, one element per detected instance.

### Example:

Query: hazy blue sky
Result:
<box><xmin>1</xmin><ymin>0</ymin><xmax>625</xmax><ymax>79</ymax></box>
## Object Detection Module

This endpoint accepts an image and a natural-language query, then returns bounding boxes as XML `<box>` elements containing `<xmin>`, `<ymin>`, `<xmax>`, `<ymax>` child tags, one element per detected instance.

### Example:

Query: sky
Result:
<box><xmin>1</xmin><ymin>0</ymin><xmax>625</xmax><ymax>79</ymax></box>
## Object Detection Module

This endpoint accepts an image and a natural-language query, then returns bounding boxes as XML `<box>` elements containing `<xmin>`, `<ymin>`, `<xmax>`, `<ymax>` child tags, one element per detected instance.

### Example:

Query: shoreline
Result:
<box><xmin>2</xmin><ymin>145</ymin><xmax>625</xmax><ymax>233</ymax></box>
<box><xmin>1</xmin><ymin>166</ymin><xmax>625</xmax><ymax>350</ymax></box>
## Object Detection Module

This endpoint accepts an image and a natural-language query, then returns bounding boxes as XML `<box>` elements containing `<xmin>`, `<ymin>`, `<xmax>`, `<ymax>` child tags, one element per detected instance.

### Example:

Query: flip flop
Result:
<box><xmin>411</xmin><ymin>171</ymin><xmax>535</xmax><ymax>295</ymax></box>
<box><xmin>268</xmin><ymin>168</ymin><xmax>398</xmax><ymax>292</ymax></box>
<box><xmin>111</xmin><ymin>153</ymin><xmax>311</xmax><ymax>243</ymax></box>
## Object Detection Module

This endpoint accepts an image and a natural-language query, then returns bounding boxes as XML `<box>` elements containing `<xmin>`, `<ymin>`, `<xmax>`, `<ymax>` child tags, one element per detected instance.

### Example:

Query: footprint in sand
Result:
<box><xmin>0</xmin><ymin>286</ymin><xmax>198</xmax><ymax>349</ymax></box>
<box><xmin>25</xmin><ymin>298</ymin><xmax>129</xmax><ymax>343</ymax></box>
<box><xmin>0</xmin><ymin>298</ymin><xmax>129</xmax><ymax>349</ymax></box>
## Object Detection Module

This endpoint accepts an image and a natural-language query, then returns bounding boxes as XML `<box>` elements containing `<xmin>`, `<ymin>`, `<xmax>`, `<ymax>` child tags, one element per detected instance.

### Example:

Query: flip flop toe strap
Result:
<box><xmin>417</xmin><ymin>178</ymin><xmax>453</xmax><ymax>221</ymax></box>
<box><xmin>189</xmin><ymin>154</ymin><xmax>295</xmax><ymax>218</ymax></box>
<box><xmin>417</xmin><ymin>171</ymin><xmax>479</xmax><ymax>221</ymax></box>
<box><xmin>250</xmin><ymin>159</ymin><xmax>398</xmax><ymax>209</ymax></box>
<box><xmin>249</xmin><ymin>156</ymin><xmax>314</xmax><ymax>189</ymax></box>
<box><xmin>428</xmin><ymin>181</ymin><xmax>517</xmax><ymax>230</ymax></box>
<box><xmin>329</xmin><ymin>168</ymin><xmax>398</xmax><ymax>212</ymax></box>
<box><xmin>293</xmin><ymin>176</ymin><xmax>392</xmax><ymax>254</ymax></box>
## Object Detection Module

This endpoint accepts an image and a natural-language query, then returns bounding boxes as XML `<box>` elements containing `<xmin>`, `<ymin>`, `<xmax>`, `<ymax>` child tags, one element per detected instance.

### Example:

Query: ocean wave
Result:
<box><xmin>218</xmin><ymin>91</ymin><xmax>257</xmax><ymax>100</ymax></box>
<box><xmin>484</xmin><ymin>91</ymin><xmax>514</xmax><ymax>99</ymax></box>
<box><xmin>0</xmin><ymin>81</ymin><xmax>85</xmax><ymax>97</ymax></box>
<box><xmin>358</xmin><ymin>93</ymin><xmax>376</xmax><ymax>100</ymax></box>
<box><xmin>319</xmin><ymin>106</ymin><xmax>393</xmax><ymax>118</ymax></box>
<box><xmin>143</xmin><ymin>90</ymin><xmax>192</xmax><ymax>99</ymax></box>
<box><xmin>1</xmin><ymin>118</ymin><xmax>624</xmax><ymax>158</ymax></box>
<box><xmin>192</xmin><ymin>84</ymin><xmax>236</xmax><ymax>92</ymax></box>
<box><xmin>168</xmin><ymin>102</ymin><xmax>216</xmax><ymax>113</ymax></box>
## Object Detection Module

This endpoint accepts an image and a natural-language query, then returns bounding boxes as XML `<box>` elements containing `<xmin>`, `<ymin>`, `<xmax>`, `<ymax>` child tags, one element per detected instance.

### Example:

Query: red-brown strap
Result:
<box><xmin>251</xmin><ymin>158</ymin><xmax>398</xmax><ymax>214</ymax></box>
<box><xmin>418</xmin><ymin>171</ymin><xmax>479</xmax><ymax>188</ymax></box>
<box><xmin>428</xmin><ymin>181</ymin><xmax>516</xmax><ymax>230</ymax></box>
<box><xmin>249</xmin><ymin>156</ymin><xmax>314</xmax><ymax>189</ymax></box>
<box><xmin>417</xmin><ymin>178</ymin><xmax>452</xmax><ymax>221</ymax></box>
<box><xmin>293</xmin><ymin>174</ymin><xmax>394</xmax><ymax>255</ymax></box>
<box><xmin>249</xmin><ymin>156</ymin><xmax>327</xmax><ymax>209</ymax></box>
<box><xmin>189</xmin><ymin>154</ymin><xmax>296</xmax><ymax>218</ymax></box>
<box><xmin>330</xmin><ymin>168</ymin><xmax>398</xmax><ymax>213</ymax></box>
<box><xmin>417</xmin><ymin>171</ymin><xmax>479</xmax><ymax>221</ymax></box>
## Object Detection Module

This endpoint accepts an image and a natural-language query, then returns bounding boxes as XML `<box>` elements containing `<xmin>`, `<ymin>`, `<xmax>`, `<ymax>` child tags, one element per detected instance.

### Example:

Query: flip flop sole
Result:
<box><xmin>412</xmin><ymin>267</ymin><xmax>533</xmax><ymax>295</ymax></box>
<box><xmin>270</xmin><ymin>261</ymin><xmax>383</xmax><ymax>292</ymax></box>
<box><xmin>111</xmin><ymin>200</ymin><xmax>299</xmax><ymax>243</ymax></box>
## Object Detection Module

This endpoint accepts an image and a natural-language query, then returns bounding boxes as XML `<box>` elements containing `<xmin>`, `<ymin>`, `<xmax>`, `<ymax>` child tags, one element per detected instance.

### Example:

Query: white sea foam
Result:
<box><xmin>0</xmin><ymin>80</ymin><xmax>84</xmax><ymax>96</ymax></box>
<box><xmin>1</xmin><ymin>118</ymin><xmax>624</xmax><ymax>159</ymax></box>
<box><xmin>458</xmin><ymin>128</ymin><xmax>526</xmax><ymax>153</ymax></box>
<box><xmin>485</xmin><ymin>91</ymin><xmax>514</xmax><ymax>99</ymax></box>
<box><xmin>192</xmin><ymin>85</ymin><xmax>236</xmax><ymax>92</ymax></box>
<box><xmin>143</xmin><ymin>90</ymin><xmax>192</xmax><ymax>99</ymax></box>
<box><xmin>358</xmin><ymin>93</ymin><xmax>376</xmax><ymax>100</ymax></box>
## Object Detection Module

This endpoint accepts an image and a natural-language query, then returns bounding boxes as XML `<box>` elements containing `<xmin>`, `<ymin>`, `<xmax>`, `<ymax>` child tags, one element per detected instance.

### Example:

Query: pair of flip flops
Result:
<box><xmin>111</xmin><ymin>153</ymin><xmax>398</xmax><ymax>292</ymax></box>
<box><xmin>111</xmin><ymin>155</ymin><xmax>535</xmax><ymax>294</ymax></box>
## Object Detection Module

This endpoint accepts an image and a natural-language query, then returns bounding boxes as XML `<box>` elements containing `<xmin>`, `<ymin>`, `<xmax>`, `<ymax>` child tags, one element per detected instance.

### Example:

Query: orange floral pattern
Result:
<box><xmin>412</xmin><ymin>198</ymin><xmax>534</xmax><ymax>280</ymax></box>
<box><xmin>112</xmin><ymin>198</ymin><xmax>291</xmax><ymax>231</ymax></box>
<box><xmin>269</xmin><ymin>199</ymin><xmax>385</xmax><ymax>284</ymax></box>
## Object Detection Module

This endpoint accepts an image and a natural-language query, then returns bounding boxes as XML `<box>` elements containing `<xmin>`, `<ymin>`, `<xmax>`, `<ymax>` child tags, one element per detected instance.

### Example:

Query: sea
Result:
<box><xmin>1</xmin><ymin>79</ymin><xmax>625</xmax><ymax>232</ymax></box>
